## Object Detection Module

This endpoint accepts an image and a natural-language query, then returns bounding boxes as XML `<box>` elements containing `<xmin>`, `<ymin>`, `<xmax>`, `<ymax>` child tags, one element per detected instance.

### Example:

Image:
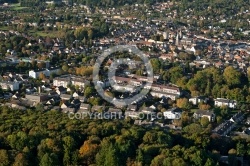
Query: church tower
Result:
<box><xmin>175</xmin><ymin>33</ymin><xmax>179</xmax><ymax>46</ymax></box>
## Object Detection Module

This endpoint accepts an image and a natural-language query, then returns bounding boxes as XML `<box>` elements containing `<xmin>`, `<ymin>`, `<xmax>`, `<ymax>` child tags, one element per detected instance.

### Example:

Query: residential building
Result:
<box><xmin>213</xmin><ymin>120</ymin><xmax>235</xmax><ymax>136</ymax></box>
<box><xmin>189</xmin><ymin>96</ymin><xmax>209</xmax><ymax>105</ymax></box>
<box><xmin>163</xmin><ymin>107</ymin><xmax>182</xmax><ymax>120</ymax></box>
<box><xmin>78</xmin><ymin>103</ymin><xmax>91</xmax><ymax>113</ymax></box>
<box><xmin>53</xmin><ymin>75</ymin><xmax>90</xmax><ymax>88</ymax></box>
<box><xmin>147</xmin><ymin>84</ymin><xmax>181</xmax><ymax>100</ymax></box>
<box><xmin>214</xmin><ymin>98</ymin><xmax>237</xmax><ymax>108</ymax></box>
<box><xmin>0</xmin><ymin>81</ymin><xmax>19</xmax><ymax>91</ymax></box>
<box><xmin>106</xmin><ymin>108</ymin><xmax>123</xmax><ymax>119</ymax></box>
<box><xmin>213</xmin><ymin>112</ymin><xmax>245</xmax><ymax>136</ymax></box>
<box><xmin>25</xmin><ymin>93</ymin><xmax>50</xmax><ymax>103</ymax></box>
<box><xmin>60</xmin><ymin>94</ymin><xmax>72</xmax><ymax>100</ymax></box>
<box><xmin>112</xmin><ymin>76</ymin><xmax>182</xmax><ymax>100</ymax></box>
<box><xmin>29</xmin><ymin>68</ymin><xmax>60</xmax><ymax>79</ymax></box>
<box><xmin>193</xmin><ymin>110</ymin><xmax>215</xmax><ymax>122</ymax></box>
<box><xmin>230</xmin><ymin>111</ymin><xmax>244</xmax><ymax>123</ymax></box>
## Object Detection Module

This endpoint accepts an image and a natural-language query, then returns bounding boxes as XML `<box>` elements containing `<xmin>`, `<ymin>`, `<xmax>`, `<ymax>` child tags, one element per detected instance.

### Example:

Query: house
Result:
<box><xmin>12</xmin><ymin>93</ymin><xmax>21</xmax><ymax>99</ymax></box>
<box><xmin>46</xmin><ymin>97</ymin><xmax>58</xmax><ymax>105</ymax></box>
<box><xmin>78</xmin><ymin>96</ymin><xmax>86</xmax><ymax>102</ymax></box>
<box><xmin>72</xmin><ymin>92</ymin><xmax>79</xmax><ymax>98</ymax></box>
<box><xmin>106</xmin><ymin>108</ymin><xmax>123</xmax><ymax>119</ymax></box>
<box><xmin>48</xmin><ymin>91</ymin><xmax>59</xmax><ymax>97</ymax></box>
<box><xmin>53</xmin><ymin>75</ymin><xmax>90</xmax><ymax>89</ymax></box>
<box><xmin>163</xmin><ymin>107</ymin><xmax>182</xmax><ymax>120</ymax></box>
<box><xmin>61</xmin><ymin>101</ymin><xmax>76</xmax><ymax>113</ymax></box>
<box><xmin>25</xmin><ymin>93</ymin><xmax>50</xmax><ymax>104</ymax></box>
<box><xmin>193</xmin><ymin>110</ymin><xmax>215</xmax><ymax>122</ymax></box>
<box><xmin>62</xmin><ymin>107</ymin><xmax>75</xmax><ymax>114</ymax></box>
<box><xmin>71</xmin><ymin>99</ymin><xmax>81</xmax><ymax>108</ymax></box>
<box><xmin>125</xmin><ymin>111</ymin><xmax>140</xmax><ymax>119</ymax></box>
<box><xmin>0</xmin><ymin>81</ymin><xmax>19</xmax><ymax>91</ymax></box>
<box><xmin>213</xmin><ymin>120</ymin><xmax>235</xmax><ymax>136</ymax></box>
<box><xmin>111</xmin><ymin>76</ymin><xmax>182</xmax><ymax>100</ymax></box>
<box><xmin>246</xmin><ymin>117</ymin><xmax>250</xmax><ymax>125</ymax></box>
<box><xmin>213</xmin><ymin>112</ymin><xmax>244</xmax><ymax>136</ymax></box>
<box><xmin>78</xmin><ymin>103</ymin><xmax>91</xmax><ymax>112</ymax></box>
<box><xmin>46</xmin><ymin>95</ymin><xmax>60</xmax><ymax>105</ymax></box>
<box><xmin>140</xmin><ymin>107</ymin><xmax>156</xmax><ymax>115</ymax></box>
<box><xmin>214</xmin><ymin>98</ymin><xmax>237</xmax><ymax>108</ymax></box>
<box><xmin>56</xmin><ymin>86</ymin><xmax>67</xmax><ymax>95</ymax></box>
<box><xmin>60</xmin><ymin>94</ymin><xmax>72</xmax><ymax>100</ymax></box>
<box><xmin>229</xmin><ymin>111</ymin><xmax>244</xmax><ymax>123</ymax></box>
<box><xmin>29</xmin><ymin>68</ymin><xmax>60</xmax><ymax>79</ymax></box>
<box><xmin>127</xmin><ymin>104</ymin><xmax>138</xmax><ymax>111</ymax></box>
<box><xmin>189</xmin><ymin>96</ymin><xmax>209</xmax><ymax>105</ymax></box>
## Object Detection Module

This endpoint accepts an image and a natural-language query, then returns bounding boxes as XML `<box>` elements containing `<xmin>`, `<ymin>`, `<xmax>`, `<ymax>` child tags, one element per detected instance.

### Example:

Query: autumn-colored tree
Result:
<box><xmin>176</xmin><ymin>98</ymin><xmax>192</xmax><ymax>109</ymax></box>
<box><xmin>39</xmin><ymin>73</ymin><xmax>46</xmax><ymax>80</ymax></box>
<box><xmin>79</xmin><ymin>139</ymin><xmax>100</xmax><ymax>165</ymax></box>
<box><xmin>198</xmin><ymin>103</ymin><xmax>211</xmax><ymax>110</ymax></box>
<box><xmin>13</xmin><ymin>153</ymin><xmax>28</xmax><ymax>166</ymax></box>
<box><xmin>37</xmin><ymin>62</ymin><xmax>46</xmax><ymax>69</ymax></box>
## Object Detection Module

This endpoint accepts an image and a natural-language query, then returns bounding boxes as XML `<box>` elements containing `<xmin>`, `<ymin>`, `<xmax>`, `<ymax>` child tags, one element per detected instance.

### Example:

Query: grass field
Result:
<box><xmin>10</xmin><ymin>3</ymin><xmax>28</xmax><ymax>10</ymax></box>
<box><xmin>29</xmin><ymin>30</ymin><xmax>62</xmax><ymax>38</ymax></box>
<box><xmin>0</xmin><ymin>26</ymin><xmax>10</xmax><ymax>31</ymax></box>
<box><xmin>0</xmin><ymin>26</ymin><xmax>63</xmax><ymax>38</ymax></box>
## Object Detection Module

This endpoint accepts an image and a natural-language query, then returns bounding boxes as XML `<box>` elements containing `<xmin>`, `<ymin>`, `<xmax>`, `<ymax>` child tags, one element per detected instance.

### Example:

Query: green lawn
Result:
<box><xmin>29</xmin><ymin>30</ymin><xmax>62</xmax><ymax>38</ymax></box>
<box><xmin>190</xmin><ymin>109</ymin><xmax>199</xmax><ymax>113</ymax></box>
<box><xmin>10</xmin><ymin>3</ymin><xmax>28</xmax><ymax>10</ymax></box>
<box><xmin>0</xmin><ymin>26</ymin><xmax>10</xmax><ymax>31</ymax></box>
<box><xmin>0</xmin><ymin>26</ymin><xmax>62</xmax><ymax>38</ymax></box>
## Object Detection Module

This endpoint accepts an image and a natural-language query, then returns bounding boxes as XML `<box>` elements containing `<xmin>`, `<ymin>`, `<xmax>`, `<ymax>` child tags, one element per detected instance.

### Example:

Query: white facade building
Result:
<box><xmin>214</xmin><ymin>98</ymin><xmax>237</xmax><ymax>108</ymax></box>
<box><xmin>53</xmin><ymin>75</ymin><xmax>90</xmax><ymax>88</ymax></box>
<box><xmin>29</xmin><ymin>68</ymin><xmax>60</xmax><ymax>79</ymax></box>
<box><xmin>163</xmin><ymin>111</ymin><xmax>181</xmax><ymax>119</ymax></box>
<box><xmin>0</xmin><ymin>81</ymin><xmax>19</xmax><ymax>91</ymax></box>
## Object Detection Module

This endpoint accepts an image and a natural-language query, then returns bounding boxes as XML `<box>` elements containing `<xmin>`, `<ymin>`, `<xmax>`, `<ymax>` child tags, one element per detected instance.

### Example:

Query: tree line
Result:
<box><xmin>0</xmin><ymin>106</ymin><xmax>249</xmax><ymax>165</ymax></box>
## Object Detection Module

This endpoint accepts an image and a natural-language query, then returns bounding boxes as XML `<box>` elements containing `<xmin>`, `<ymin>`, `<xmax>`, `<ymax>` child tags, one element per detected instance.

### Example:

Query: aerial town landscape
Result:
<box><xmin>0</xmin><ymin>0</ymin><xmax>250</xmax><ymax>165</ymax></box>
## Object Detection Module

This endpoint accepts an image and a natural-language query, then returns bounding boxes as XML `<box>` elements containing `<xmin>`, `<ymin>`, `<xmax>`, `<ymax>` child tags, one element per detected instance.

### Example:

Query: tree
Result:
<box><xmin>0</xmin><ymin>150</ymin><xmax>9</xmax><ymax>166</ymax></box>
<box><xmin>63</xmin><ymin>136</ymin><xmax>75</xmax><ymax>166</ymax></box>
<box><xmin>200</xmin><ymin>117</ymin><xmax>209</xmax><ymax>127</ymax></box>
<box><xmin>79</xmin><ymin>139</ymin><xmax>100</xmax><ymax>165</ymax></box>
<box><xmin>228</xmin><ymin>149</ymin><xmax>237</xmax><ymax>166</ymax></box>
<box><xmin>13</xmin><ymin>153</ymin><xmax>28</xmax><ymax>166</ymax></box>
<box><xmin>168</xmin><ymin>66</ymin><xmax>183</xmax><ymax>84</ymax></box>
<box><xmin>84</xmin><ymin>86</ymin><xmax>94</xmax><ymax>97</ymax></box>
<box><xmin>96</xmin><ymin>140</ymin><xmax>119</xmax><ymax>166</ymax></box>
<box><xmin>39</xmin><ymin>73</ymin><xmax>46</xmax><ymax>80</ymax></box>
<box><xmin>37</xmin><ymin>62</ymin><xmax>46</xmax><ymax>69</ymax></box>
<box><xmin>62</xmin><ymin>65</ymin><xmax>69</xmax><ymax>72</ymax></box>
<box><xmin>198</xmin><ymin>103</ymin><xmax>211</xmax><ymax>110</ymax></box>
<box><xmin>176</xmin><ymin>98</ymin><xmax>192</xmax><ymax>109</ymax></box>
<box><xmin>236</xmin><ymin>142</ymin><xmax>245</xmax><ymax>156</ymax></box>
<box><xmin>223</xmin><ymin>66</ymin><xmax>241</xmax><ymax>87</ymax></box>
<box><xmin>74</xmin><ymin>27</ymin><xmax>88</xmax><ymax>40</ymax></box>
<box><xmin>39</xmin><ymin>153</ymin><xmax>59</xmax><ymax>166</ymax></box>
<box><xmin>150</xmin><ymin>59</ymin><xmax>161</xmax><ymax>73</ymax></box>
<box><xmin>204</xmin><ymin>158</ymin><xmax>216</xmax><ymax>166</ymax></box>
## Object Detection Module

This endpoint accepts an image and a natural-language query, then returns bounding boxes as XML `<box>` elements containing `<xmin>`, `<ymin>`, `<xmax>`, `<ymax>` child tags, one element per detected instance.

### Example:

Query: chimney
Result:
<box><xmin>38</xmin><ymin>86</ymin><xmax>41</xmax><ymax>94</ymax></box>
